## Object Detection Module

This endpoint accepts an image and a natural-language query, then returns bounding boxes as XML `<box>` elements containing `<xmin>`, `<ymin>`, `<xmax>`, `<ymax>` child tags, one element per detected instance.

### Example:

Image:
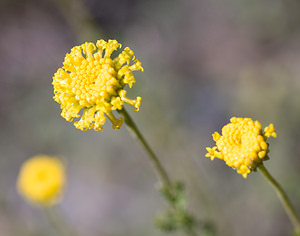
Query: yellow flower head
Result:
<box><xmin>205</xmin><ymin>117</ymin><xmax>276</xmax><ymax>178</ymax></box>
<box><xmin>17</xmin><ymin>155</ymin><xmax>65</xmax><ymax>207</ymax></box>
<box><xmin>52</xmin><ymin>39</ymin><xmax>144</xmax><ymax>131</ymax></box>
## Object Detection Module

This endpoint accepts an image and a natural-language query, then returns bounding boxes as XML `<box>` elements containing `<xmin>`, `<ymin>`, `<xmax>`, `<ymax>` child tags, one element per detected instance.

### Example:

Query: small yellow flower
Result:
<box><xmin>205</xmin><ymin>117</ymin><xmax>276</xmax><ymax>178</ymax></box>
<box><xmin>205</xmin><ymin>147</ymin><xmax>219</xmax><ymax>160</ymax></box>
<box><xmin>17</xmin><ymin>155</ymin><xmax>65</xmax><ymax>206</ymax></box>
<box><xmin>264</xmin><ymin>124</ymin><xmax>277</xmax><ymax>138</ymax></box>
<box><xmin>52</xmin><ymin>39</ymin><xmax>144</xmax><ymax>131</ymax></box>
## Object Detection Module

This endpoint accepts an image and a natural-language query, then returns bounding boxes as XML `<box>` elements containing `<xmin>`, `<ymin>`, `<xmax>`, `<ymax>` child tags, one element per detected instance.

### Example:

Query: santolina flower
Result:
<box><xmin>17</xmin><ymin>155</ymin><xmax>65</xmax><ymax>206</ymax></box>
<box><xmin>52</xmin><ymin>39</ymin><xmax>144</xmax><ymax>131</ymax></box>
<box><xmin>205</xmin><ymin>117</ymin><xmax>276</xmax><ymax>178</ymax></box>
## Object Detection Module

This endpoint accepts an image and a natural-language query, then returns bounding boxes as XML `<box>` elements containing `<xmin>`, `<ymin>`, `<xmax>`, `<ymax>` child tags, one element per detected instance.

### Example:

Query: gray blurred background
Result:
<box><xmin>1</xmin><ymin>0</ymin><xmax>300</xmax><ymax>235</ymax></box>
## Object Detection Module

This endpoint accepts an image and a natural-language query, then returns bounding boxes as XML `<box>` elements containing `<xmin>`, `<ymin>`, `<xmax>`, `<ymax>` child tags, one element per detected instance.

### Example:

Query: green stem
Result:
<box><xmin>118</xmin><ymin>108</ymin><xmax>172</xmax><ymax>190</ymax></box>
<box><xmin>118</xmin><ymin>108</ymin><xmax>199</xmax><ymax>236</ymax></box>
<box><xmin>43</xmin><ymin>206</ymin><xmax>77</xmax><ymax>236</ymax></box>
<box><xmin>258</xmin><ymin>164</ymin><xmax>300</xmax><ymax>234</ymax></box>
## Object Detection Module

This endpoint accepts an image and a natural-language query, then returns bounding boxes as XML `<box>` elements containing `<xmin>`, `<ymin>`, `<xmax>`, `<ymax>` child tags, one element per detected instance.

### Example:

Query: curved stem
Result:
<box><xmin>118</xmin><ymin>108</ymin><xmax>172</xmax><ymax>190</ymax></box>
<box><xmin>258</xmin><ymin>164</ymin><xmax>300</xmax><ymax>234</ymax></box>
<box><xmin>118</xmin><ymin>109</ymin><xmax>202</xmax><ymax>236</ymax></box>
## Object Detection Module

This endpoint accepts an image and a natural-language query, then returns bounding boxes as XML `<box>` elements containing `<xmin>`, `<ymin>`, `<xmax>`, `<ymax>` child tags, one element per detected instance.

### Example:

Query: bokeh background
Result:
<box><xmin>1</xmin><ymin>0</ymin><xmax>300</xmax><ymax>235</ymax></box>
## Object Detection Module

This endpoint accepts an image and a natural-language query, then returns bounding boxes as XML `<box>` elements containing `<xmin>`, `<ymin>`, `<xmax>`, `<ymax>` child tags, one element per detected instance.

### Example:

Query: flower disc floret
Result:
<box><xmin>52</xmin><ymin>39</ymin><xmax>144</xmax><ymax>131</ymax></box>
<box><xmin>205</xmin><ymin>117</ymin><xmax>276</xmax><ymax>178</ymax></box>
<box><xmin>17</xmin><ymin>155</ymin><xmax>65</xmax><ymax>207</ymax></box>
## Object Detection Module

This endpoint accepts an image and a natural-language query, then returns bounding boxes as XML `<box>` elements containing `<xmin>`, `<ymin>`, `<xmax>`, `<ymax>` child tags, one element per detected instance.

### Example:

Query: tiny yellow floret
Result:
<box><xmin>52</xmin><ymin>39</ymin><xmax>144</xmax><ymax>131</ymax></box>
<box><xmin>17</xmin><ymin>155</ymin><xmax>65</xmax><ymax>207</ymax></box>
<box><xmin>264</xmin><ymin>124</ymin><xmax>277</xmax><ymax>138</ymax></box>
<box><xmin>205</xmin><ymin>117</ymin><xmax>276</xmax><ymax>178</ymax></box>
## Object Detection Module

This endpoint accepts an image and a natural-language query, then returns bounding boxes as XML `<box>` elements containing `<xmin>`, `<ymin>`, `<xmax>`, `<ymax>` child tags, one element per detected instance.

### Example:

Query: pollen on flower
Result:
<box><xmin>205</xmin><ymin>117</ymin><xmax>276</xmax><ymax>178</ymax></box>
<box><xmin>17</xmin><ymin>155</ymin><xmax>65</xmax><ymax>207</ymax></box>
<box><xmin>52</xmin><ymin>39</ymin><xmax>144</xmax><ymax>131</ymax></box>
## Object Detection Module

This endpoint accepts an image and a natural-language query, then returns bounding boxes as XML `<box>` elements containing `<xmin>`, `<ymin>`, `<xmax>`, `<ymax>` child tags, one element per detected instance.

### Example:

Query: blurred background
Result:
<box><xmin>1</xmin><ymin>0</ymin><xmax>300</xmax><ymax>235</ymax></box>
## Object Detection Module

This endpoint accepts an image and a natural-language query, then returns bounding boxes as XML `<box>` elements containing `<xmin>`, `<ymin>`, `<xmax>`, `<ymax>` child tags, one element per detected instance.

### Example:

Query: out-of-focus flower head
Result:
<box><xmin>205</xmin><ymin>117</ymin><xmax>276</xmax><ymax>178</ymax></box>
<box><xmin>52</xmin><ymin>39</ymin><xmax>144</xmax><ymax>131</ymax></box>
<box><xmin>17</xmin><ymin>155</ymin><xmax>65</xmax><ymax>207</ymax></box>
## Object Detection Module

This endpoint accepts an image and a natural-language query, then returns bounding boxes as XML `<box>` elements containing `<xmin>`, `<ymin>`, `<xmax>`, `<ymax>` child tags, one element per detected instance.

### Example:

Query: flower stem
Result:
<box><xmin>118</xmin><ymin>108</ymin><xmax>172</xmax><ymax>190</ymax></box>
<box><xmin>118</xmin><ymin>108</ymin><xmax>200</xmax><ymax>236</ymax></box>
<box><xmin>258</xmin><ymin>164</ymin><xmax>300</xmax><ymax>234</ymax></box>
<box><xmin>43</xmin><ymin>206</ymin><xmax>77</xmax><ymax>236</ymax></box>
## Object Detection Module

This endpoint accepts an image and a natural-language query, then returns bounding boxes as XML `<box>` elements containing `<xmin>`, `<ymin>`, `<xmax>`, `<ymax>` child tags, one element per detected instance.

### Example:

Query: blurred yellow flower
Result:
<box><xmin>52</xmin><ymin>39</ymin><xmax>144</xmax><ymax>131</ymax></box>
<box><xmin>205</xmin><ymin>117</ymin><xmax>276</xmax><ymax>178</ymax></box>
<box><xmin>17</xmin><ymin>155</ymin><xmax>65</xmax><ymax>206</ymax></box>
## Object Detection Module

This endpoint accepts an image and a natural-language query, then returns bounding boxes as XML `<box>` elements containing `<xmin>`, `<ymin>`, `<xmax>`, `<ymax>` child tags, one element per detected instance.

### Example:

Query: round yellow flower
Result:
<box><xmin>205</xmin><ymin>117</ymin><xmax>276</xmax><ymax>178</ymax></box>
<box><xmin>52</xmin><ymin>39</ymin><xmax>144</xmax><ymax>131</ymax></box>
<box><xmin>17</xmin><ymin>155</ymin><xmax>65</xmax><ymax>206</ymax></box>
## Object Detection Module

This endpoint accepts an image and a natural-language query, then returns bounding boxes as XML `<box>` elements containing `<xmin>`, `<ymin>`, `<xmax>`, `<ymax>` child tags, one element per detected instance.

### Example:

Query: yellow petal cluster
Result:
<box><xmin>205</xmin><ymin>117</ymin><xmax>276</xmax><ymax>178</ymax></box>
<box><xmin>52</xmin><ymin>39</ymin><xmax>144</xmax><ymax>131</ymax></box>
<box><xmin>17</xmin><ymin>155</ymin><xmax>65</xmax><ymax>207</ymax></box>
